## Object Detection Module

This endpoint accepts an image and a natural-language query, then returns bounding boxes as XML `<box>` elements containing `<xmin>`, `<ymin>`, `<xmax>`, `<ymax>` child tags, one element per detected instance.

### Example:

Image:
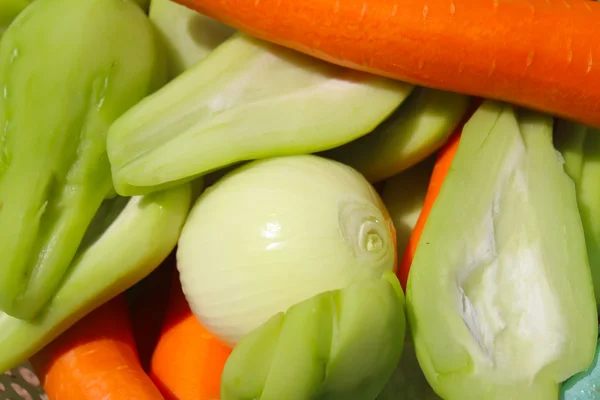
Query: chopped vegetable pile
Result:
<box><xmin>0</xmin><ymin>0</ymin><xmax>599</xmax><ymax>400</ymax></box>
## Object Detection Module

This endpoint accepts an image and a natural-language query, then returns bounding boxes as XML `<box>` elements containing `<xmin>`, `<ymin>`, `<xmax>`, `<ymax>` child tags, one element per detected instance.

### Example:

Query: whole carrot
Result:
<box><xmin>30</xmin><ymin>295</ymin><xmax>164</xmax><ymax>400</ymax></box>
<box><xmin>174</xmin><ymin>0</ymin><xmax>600</xmax><ymax>128</ymax></box>
<box><xmin>150</xmin><ymin>271</ymin><xmax>232</xmax><ymax>400</ymax></box>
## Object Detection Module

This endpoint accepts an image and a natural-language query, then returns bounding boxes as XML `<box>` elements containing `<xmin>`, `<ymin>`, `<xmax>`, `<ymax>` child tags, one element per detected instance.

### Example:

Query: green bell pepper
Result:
<box><xmin>407</xmin><ymin>101</ymin><xmax>598</xmax><ymax>400</ymax></box>
<box><xmin>221</xmin><ymin>271</ymin><xmax>406</xmax><ymax>400</ymax></box>
<box><xmin>0</xmin><ymin>183</ymin><xmax>192</xmax><ymax>372</ymax></box>
<box><xmin>0</xmin><ymin>0</ymin><xmax>166</xmax><ymax>319</ymax></box>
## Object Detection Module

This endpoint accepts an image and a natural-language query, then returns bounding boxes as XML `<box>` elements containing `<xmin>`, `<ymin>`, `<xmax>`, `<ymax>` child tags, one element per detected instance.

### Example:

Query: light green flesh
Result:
<box><xmin>320</xmin><ymin>272</ymin><xmax>406</xmax><ymax>400</ymax></box>
<box><xmin>0</xmin><ymin>184</ymin><xmax>191</xmax><ymax>372</ymax></box>
<box><xmin>220</xmin><ymin>314</ymin><xmax>284</xmax><ymax>400</ymax></box>
<box><xmin>221</xmin><ymin>272</ymin><xmax>406</xmax><ymax>400</ymax></box>
<box><xmin>323</xmin><ymin>88</ymin><xmax>470</xmax><ymax>183</ymax></box>
<box><xmin>0</xmin><ymin>0</ymin><xmax>28</xmax><ymax>36</ymax></box>
<box><xmin>381</xmin><ymin>157</ymin><xmax>434</xmax><ymax>256</ymax></box>
<box><xmin>107</xmin><ymin>32</ymin><xmax>413</xmax><ymax>196</ymax></box>
<box><xmin>555</xmin><ymin>120</ymin><xmax>600</xmax><ymax>310</ymax></box>
<box><xmin>407</xmin><ymin>101</ymin><xmax>597</xmax><ymax>400</ymax></box>
<box><xmin>260</xmin><ymin>294</ymin><xmax>334</xmax><ymax>400</ymax></box>
<box><xmin>0</xmin><ymin>0</ymin><xmax>166</xmax><ymax>319</ymax></box>
<box><xmin>149</xmin><ymin>0</ymin><xmax>235</xmax><ymax>77</ymax></box>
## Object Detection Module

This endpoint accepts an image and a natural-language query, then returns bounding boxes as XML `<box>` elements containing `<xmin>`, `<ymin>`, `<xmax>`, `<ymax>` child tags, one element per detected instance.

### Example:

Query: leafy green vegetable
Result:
<box><xmin>0</xmin><ymin>0</ymin><xmax>166</xmax><ymax>319</ymax></box>
<box><xmin>324</xmin><ymin>88</ymin><xmax>470</xmax><ymax>182</ymax></box>
<box><xmin>0</xmin><ymin>183</ymin><xmax>192</xmax><ymax>372</ymax></box>
<box><xmin>107</xmin><ymin>32</ymin><xmax>414</xmax><ymax>196</ymax></box>
<box><xmin>554</xmin><ymin>120</ymin><xmax>600</xmax><ymax>310</ymax></box>
<box><xmin>177</xmin><ymin>155</ymin><xmax>397</xmax><ymax>346</ymax></box>
<box><xmin>221</xmin><ymin>271</ymin><xmax>406</xmax><ymax>400</ymax></box>
<box><xmin>149</xmin><ymin>0</ymin><xmax>235</xmax><ymax>77</ymax></box>
<box><xmin>407</xmin><ymin>101</ymin><xmax>598</xmax><ymax>400</ymax></box>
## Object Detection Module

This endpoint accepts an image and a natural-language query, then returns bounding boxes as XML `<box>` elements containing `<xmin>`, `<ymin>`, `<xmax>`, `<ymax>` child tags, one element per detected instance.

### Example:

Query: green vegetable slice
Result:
<box><xmin>0</xmin><ymin>0</ymin><xmax>28</xmax><ymax>36</ymax></box>
<box><xmin>407</xmin><ymin>100</ymin><xmax>598</xmax><ymax>400</ymax></box>
<box><xmin>221</xmin><ymin>271</ymin><xmax>406</xmax><ymax>400</ymax></box>
<box><xmin>149</xmin><ymin>0</ymin><xmax>235</xmax><ymax>77</ymax></box>
<box><xmin>107</xmin><ymin>32</ymin><xmax>413</xmax><ymax>196</ymax></box>
<box><xmin>0</xmin><ymin>0</ymin><xmax>166</xmax><ymax>319</ymax></box>
<box><xmin>324</xmin><ymin>88</ymin><xmax>470</xmax><ymax>183</ymax></box>
<box><xmin>0</xmin><ymin>183</ymin><xmax>191</xmax><ymax>372</ymax></box>
<box><xmin>554</xmin><ymin>120</ymin><xmax>600</xmax><ymax>310</ymax></box>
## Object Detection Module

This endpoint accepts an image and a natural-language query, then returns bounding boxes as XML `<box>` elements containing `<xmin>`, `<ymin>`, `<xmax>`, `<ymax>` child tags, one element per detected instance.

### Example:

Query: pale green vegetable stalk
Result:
<box><xmin>107</xmin><ymin>32</ymin><xmax>414</xmax><ymax>196</ymax></box>
<box><xmin>0</xmin><ymin>183</ymin><xmax>192</xmax><ymax>372</ymax></box>
<box><xmin>0</xmin><ymin>0</ymin><xmax>28</xmax><ymax>36</ymax></box>
<box><xmin>381</xmin><ymin>158</ymin><xmax>434</xmax><ymax>256</ymax></box>
<box><xmin>177</xmin><ymin>155</ymin><xmax>397</xmax><ymax>347</ymax></box>
<box><xmin>149</xmin><ymin>0</ymin><xmax>235</xmax><ymax>77</ymax></box>
<box><xmin>407</xmin><ymin>101</ymin><xmax>598</xmax><ymax>400</ymax></box>
<box><xmin>0</xmin><ymin>0</ymin><xmax>166</xmax><ymax>319</ymax></box>
<box><xmin>221</xmin><ymin>271</ymin><xmax>406</xmax><ymax>400</ymax></box>
<box><xmin>324</xmin><ymin>88</ymin><xmax>470</xmax><ymax>183</ymax></box>
<box><xmin>554</xmin><ymin>120</ymin><xmax>600</xmax><ymax>310</ymax></box>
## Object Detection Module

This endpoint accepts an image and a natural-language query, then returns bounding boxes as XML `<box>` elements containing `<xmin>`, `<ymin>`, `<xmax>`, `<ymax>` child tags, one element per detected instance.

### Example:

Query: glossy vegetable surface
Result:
<box><xmin>325</xmin><ymin>88</ymin><xmax>470</xmax><ymax>183</ymax></box>
<box><xmin>221</xmin><ymin>271</ymin><xmax>406</xmax><ymax>400</ymax></box>
<box><xmin>177</xmin><ymin>155</ymin><xmax>396</xmax><ymax>346</ymax></box>
<box><xmin>407</xmin><ymin>101</ymin><xmax>598</xmax><ymax>400</ymax></box>
<box><xmin>0</xmin><ymin>184</ymin><xmax>191</xmax><ymax>372</ymax></box>
<box><xmin>0</xmin><ymin>0</ymin><xmax>166</xmax><ymax>319</ymax></box>
<box><xmin>107</xmin><ymin>33</ymin><xmax>413</xmax><ymax>195</ymax></box>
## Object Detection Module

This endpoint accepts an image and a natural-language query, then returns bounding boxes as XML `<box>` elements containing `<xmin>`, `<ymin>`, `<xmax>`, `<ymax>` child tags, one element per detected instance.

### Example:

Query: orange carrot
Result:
<box><xmin>129</xmin><ymin>254</ymin><xmax>177</xmax><ymax>372</ymax></box>
<box><xmin>150</xmin><ymin>271</ymin><xmax>232</xmax><ymax>400</ymax></box>
<box><xmin>175</xmin><ymin>0</ymin><xmax>600</xmax><ymax>128</ymax></box>
<box><xmin>30</xmin><ymin>295</ymin><xmax>164</xmax><ymax>400</ymax></box>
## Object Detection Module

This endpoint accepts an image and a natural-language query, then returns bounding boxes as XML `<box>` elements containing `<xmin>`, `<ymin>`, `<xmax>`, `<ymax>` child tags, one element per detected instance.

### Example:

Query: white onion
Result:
<box><xmin>177</xmin><ymin>155</ymin><xmax>396</xmax><ymax>346</ymax></box>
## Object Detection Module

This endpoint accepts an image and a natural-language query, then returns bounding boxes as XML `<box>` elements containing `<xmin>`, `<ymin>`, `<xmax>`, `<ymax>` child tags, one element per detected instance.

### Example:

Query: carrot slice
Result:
<box><xmin>149</xmin><ymin>271</ymin><xmax>232</xmax><ymax>400</ymax></box>
<box><xmin>174</xmin><ymin>0</ymin><xmax>600</xmax><ymax>128</ymax></box>
<box><xmin>30</xmin><ymin>295</ymin><xmax>163</xmax><ymax>400</ymax></box>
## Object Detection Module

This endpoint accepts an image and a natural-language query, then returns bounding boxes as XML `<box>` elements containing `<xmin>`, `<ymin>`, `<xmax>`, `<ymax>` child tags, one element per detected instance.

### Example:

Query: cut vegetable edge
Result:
<box><xmin>406</xmin><ymin>100</ymin><xmax>597</xmax><ymax>400</ymax></box>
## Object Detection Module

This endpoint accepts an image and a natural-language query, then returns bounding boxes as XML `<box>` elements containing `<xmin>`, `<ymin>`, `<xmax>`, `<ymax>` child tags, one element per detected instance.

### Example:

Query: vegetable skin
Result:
<box><xmin>0</xmin><ymin>183</ymin><xmax>192</xmax><ymax>373</ymax></box>
<box><xmin>107</xmin><ymin>33</ymin><xmax>413</xmax><ymax>196</ymax></box>
<box><xmin>0</xmin><ymin>0</ymin><xmax>167</xmax><ymax>319</ymax></box>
